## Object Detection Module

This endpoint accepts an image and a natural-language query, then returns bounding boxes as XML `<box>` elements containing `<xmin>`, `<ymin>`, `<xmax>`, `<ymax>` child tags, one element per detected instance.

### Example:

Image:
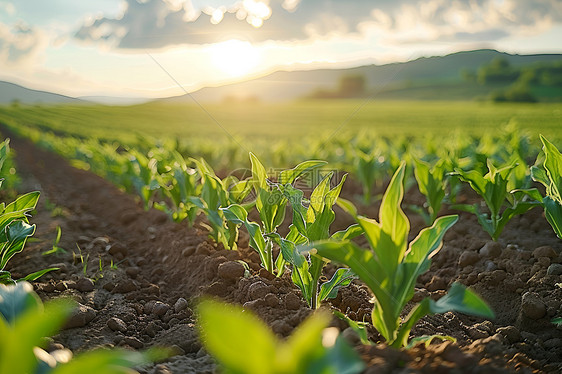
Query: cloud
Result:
<box><xmin>0</xmin><ymin>2</ymin><xmax>15</xmax><ymax>16</ymax></box>
<box><xmin>0</xmin><ymin>20</ymin><xmax>48</xmax><ymax>66</ymax></box>
<box><xmin>73</xmin><ymin>0</ymin><xmax>562</xmax><ymax>49</ymax></box>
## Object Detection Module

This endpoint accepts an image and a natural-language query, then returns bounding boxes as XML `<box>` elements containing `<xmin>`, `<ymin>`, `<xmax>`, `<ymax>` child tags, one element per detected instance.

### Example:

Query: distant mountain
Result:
<box><xmin>170</xmin><ymin>49</ymin><xmax>562</xmax><ymax>103</ymax></box>
<box><xmin>0</xmin><ymin>81</ymin><xmax>82</xmax><ymax>104</ymax></box>
<box><xmin>79</xmin><ymin>96</ymin><xmax>150</xmax><ymax>105</ymax></box>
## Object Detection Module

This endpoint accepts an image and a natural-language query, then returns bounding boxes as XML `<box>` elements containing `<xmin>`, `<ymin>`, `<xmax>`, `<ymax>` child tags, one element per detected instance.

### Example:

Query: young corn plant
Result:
<box><xmin>189</xmin><ymin>158</ymin><xmax>237</xmax><ymax>250</ymax></box>
<box><xmin>0</xmin><ymin>183</ymin><xmax>57</xmax><ymax>284</ymax></box>
<box><xmin>412</xmin><ymin>158</ymin><xmax>447</xmax><ymax>225</ymax></box>
<box><xmin>523</xmin><ymin>135</ymin><xmax>562</xmax><ymax>238</ymax></box>
<box><xmin>353</xmin><ymin>149</ymin><xmax>388</xmax><ymax>204</ymax></box>
<box><xmin>125</xmin><ymin>149</ymin><xmax>161</xmax><ymax>210</ymax></box>
<box><xmin>190</xmin><ymin>158</ymin><xmax>252</xmax><ymax>250</ymax></box>
<box><xmin>222</xmin><ymin>153</ymin><xmax>326</xmax><ymax>276</ymax></box>
<box><xmin>277</xmin><ymin>172</ymin><xmax>361</xmax><ymax>309</ymax></box>
<box><xmin>197</xmin><ymin>299</ymin><xmax>365</xmax><ymax>374</ymax></box>
<box><xmin>154</xmin><ymin>151</ymin><xmax>200</xmax><ymax>223</ymax></box>
<box><xmin>300</xmin><ymin>162</ymin><xmax>494</xmax><ymax>348</ymax></box>
<box><xmin>452</xmin><ymin>159</ymin><xmax>540</xmax><ymax>241</ymax></box>
<box><xmin>0</xmin><ymin>138</ymin><xmax>19</xmax><ymax>190</ymax></box>
<box><xmin>0</xmin><ymin>282</ymin><xmax>165</xmax><ymax>374</ymax></box>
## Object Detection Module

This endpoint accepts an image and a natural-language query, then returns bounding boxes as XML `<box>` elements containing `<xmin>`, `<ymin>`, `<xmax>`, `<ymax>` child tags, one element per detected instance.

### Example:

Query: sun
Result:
<box><xmin>210</xmin><ymin>39</ymin><xmax>260</xmax><ymax>77</ymax></box>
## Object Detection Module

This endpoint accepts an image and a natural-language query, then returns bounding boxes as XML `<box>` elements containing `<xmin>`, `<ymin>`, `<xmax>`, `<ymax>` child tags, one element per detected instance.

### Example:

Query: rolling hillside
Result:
<box><xmin>0</xmin><ymin>81</ymin><xmax>82</xmax><ymax>104</ymax></box>
<box><xmin>178</xmin><ymin>49</ymin><xmax>562</xmax><ymax>102</ymax></box>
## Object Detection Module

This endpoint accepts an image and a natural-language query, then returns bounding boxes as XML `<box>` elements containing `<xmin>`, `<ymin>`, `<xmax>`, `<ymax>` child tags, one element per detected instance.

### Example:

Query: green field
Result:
<box><xmin>1</xmin><ymin>100</ymin><xmax>561</xmax><ymax>168</ymax></box>
<box><xmin>2</xmin><ymin>100</ymin><xmax>561</xmax><ymax>139</ymax></box>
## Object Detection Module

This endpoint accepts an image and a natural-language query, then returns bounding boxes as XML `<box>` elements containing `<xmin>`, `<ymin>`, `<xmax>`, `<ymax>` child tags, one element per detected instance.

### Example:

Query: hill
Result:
<box><xmin>174</xmin><ymin>49</ymin><xmax>562</xmax><ymax>103</ymax></box>
<box><xmin>0</xmin><ymin>81</ymin><xmax>82</xmax><ymax>104</ymax></box>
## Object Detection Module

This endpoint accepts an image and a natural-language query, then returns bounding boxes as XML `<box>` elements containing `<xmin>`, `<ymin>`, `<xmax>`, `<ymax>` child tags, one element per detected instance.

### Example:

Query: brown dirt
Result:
<box><xmin>5</xmin><ymin>131</ymin><xmax>562</xmax><ymax>373</ymax></box>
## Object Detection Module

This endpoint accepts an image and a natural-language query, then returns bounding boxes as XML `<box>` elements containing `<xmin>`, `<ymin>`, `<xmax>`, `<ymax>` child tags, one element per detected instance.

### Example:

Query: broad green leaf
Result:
<box><xmin>256</xmin><ymin>188</ymin><xmax>286</xmax><ymax>234</ymax></box>
<box><xmin>276</xmin><ymin>310</ymin><xmax>329</xmax><ymax>372</ymax></box>
<box><xmin>405</xmin><ymin>334</ymin><xmax>456</xmax><ymax>349</ymax></box>
<box><xmin>431</xmin><ymin>282</ymin><xmax>495</xmax><ymax>319</ymax></box>
<box><xmin>230</xmin><ymin>179</ymin><xmax>253</xmax><ymax>203</ymax></box>
<box><xmin>19</xmin><ymin>267</ymin><xmax>59</xmax><ymax>282</ymax></box>
<box><xmin>221</xmin><ymin>203</ymin><xmax>248</xmax><ymax>224</ymax></box>
<box><xmin>512</xmin><ymin>188</ymin><xmax>543</xmax><ymax>203</ymax></box>
<box><xmin>336</xmin><ymin>197</ymin><xmax>358</xmax><ymax>218</ymax></box>
<box><xmin>0</xmin><ymin>281</ymin><xmax>41</xmax><ymax>324</ymax></box>
<box><xmin>0</xmin><ymin>298</ymin><xmax>73</xmax><ymax>374</ymax></box>
<box><xmin>371</xmin><ymin>162</ymin><xmax>409</xmax><ymax>274</ymax></box>
<box><xmin>318</xmin><ymin>268</ymin><xmax>355</xmax><ymax>302</ymax></box>
<box><xmin>413</xmin><ymin>158</ymin><xmax>446</xmax><ymax>224</ymax></box>
<box><xmin>531</xmin><ymin>165</ymin><xmax>549</xmax><ymax>188</ymax></box>
<box><xmin>495</xmin><ymin>201</ymin><xmax>540</xmax><ymax>240</ymax></box>
<box><xmin>1</xmin><ymin>221</ymin><xmax>36</xmax><ymax>270</ymax></box>
<box><xmin>250</xmin><ymin>152</ymin><xmax>268</xmax><ymax>191</ymax></box>
<box><xmin>222</xmin><ymin>204</ymin><xmax>267</xmax><ymax>265</ymax></box>
<box><xmin>0</xmin><ymin>270</ymin><xmax>13</xmax><ymax>284</ymax></box>
<box><xmin>325</xmin><ymin>174</ymin><xmax>347</xmax><ymax>208</ymax></box>
<box><xmin>321</xmin><ymin>335</ymin><xmax>367</xmax><ymax>374</ymax></box>
<box><xmin>406</xmin><ymin>215</ymin><xmax>458</xmax><ymax>265</ymax></box>
<box><xmin>52</xmin><ymin>349</ymin><xmax>165</xmax><ymax>374</ymax></box>
<box><xmin>330</xmin><ymin>224</ymin><xmax>363</xmax><ymax>241</ymax></box>
<box><xmin>2</xmin><ymin>191</ymin><xmax>40</xmax><ymax>215</ymax></box>
<box><xmin>541</xmin><ymin>134</ymin><xmax>562</xmax><ymax>200</ymax></box>
<box><xmin>308</xmin><ymin>172</ymin><xmax>332</xmax><ymax>221</ymax></box>
<box><xmin>543</xmin><ymin>196</ymin><xmax>562</xmax><ymax>238</ymax></box>
<box><xmin>393</xmin><ymin>215</ymin><xmax>458</xmax><ymax>308</ymax></box>
<box><xmin>278</xmin><ymin>160</ymin><xmax>327</xmax><ymax>185</ymax></box>
<box><xmin>305</xmin><ymin>240</ymin><xmax>397</xmax><ymax>342</ymax></box>
<box><xmin>198</xmin><ymin>299</ymin><xmax>276</xmax><ymax>374</ymax></box>
<box><xmin>282</xmin><ymin>185</ymin><xmax>307</xmax><ymax>236</ymax></box>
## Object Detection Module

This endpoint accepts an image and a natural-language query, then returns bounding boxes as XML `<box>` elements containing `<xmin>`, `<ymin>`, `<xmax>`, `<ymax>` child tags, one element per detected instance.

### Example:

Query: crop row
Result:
<box><xmin>2</xmin><ymin>123</ymin><xmax>562</xmax><ymax>373</ymax></box>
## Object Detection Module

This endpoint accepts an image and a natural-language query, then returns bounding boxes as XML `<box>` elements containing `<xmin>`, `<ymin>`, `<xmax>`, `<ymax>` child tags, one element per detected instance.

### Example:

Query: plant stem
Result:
<box><xmin>265</xmin><ymin>238</ymin><xmax>273</xmax><ymax>273</ymax></box>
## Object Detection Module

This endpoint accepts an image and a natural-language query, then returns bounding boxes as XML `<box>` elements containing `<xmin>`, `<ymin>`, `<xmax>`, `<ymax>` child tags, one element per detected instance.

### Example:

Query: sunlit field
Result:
<box><xmin>2</xmin><ymin>100</ymin><xmax>561</xmax><ymax>145</ymax></box>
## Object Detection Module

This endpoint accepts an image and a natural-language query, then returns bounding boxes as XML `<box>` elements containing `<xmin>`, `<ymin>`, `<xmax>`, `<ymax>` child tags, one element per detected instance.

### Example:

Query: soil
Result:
<box><xmin>4</xmin><ymin>130</ymin><xmax>562</xmax><ymax>374</ymax></box>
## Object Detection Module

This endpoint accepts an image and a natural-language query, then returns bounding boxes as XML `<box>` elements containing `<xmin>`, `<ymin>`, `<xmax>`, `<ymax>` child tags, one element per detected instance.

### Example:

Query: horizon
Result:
<box><xmin>1</xmin><ymin>1</ymin><xmax>562</xmax><ymax>99</ymax></box>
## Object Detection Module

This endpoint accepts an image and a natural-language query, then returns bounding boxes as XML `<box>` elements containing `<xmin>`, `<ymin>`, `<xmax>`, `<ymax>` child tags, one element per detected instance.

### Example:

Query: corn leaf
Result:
<box><xmin>198</xmin><ymin>299</ymin><xmax>278</xmax><ymax>374</ymax></box>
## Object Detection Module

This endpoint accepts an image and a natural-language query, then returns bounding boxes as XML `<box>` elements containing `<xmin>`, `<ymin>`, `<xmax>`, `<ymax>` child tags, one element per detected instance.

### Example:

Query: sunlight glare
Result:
<box><xmin>211</xmin><ymin>39</ymin><xmax>260</xmax><ymax>77</ymax></box>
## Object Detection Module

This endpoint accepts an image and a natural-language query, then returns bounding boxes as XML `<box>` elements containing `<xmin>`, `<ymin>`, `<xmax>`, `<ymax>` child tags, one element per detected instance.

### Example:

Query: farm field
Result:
<box><xmin>1</xmin><ymin>98</ymin><xmax>562</xmax><ymax>374</ymax></box>
<box><xmin>1</xmin><ymin>100</ymin><xmax>561</xmax><ymax>155</ymax></box>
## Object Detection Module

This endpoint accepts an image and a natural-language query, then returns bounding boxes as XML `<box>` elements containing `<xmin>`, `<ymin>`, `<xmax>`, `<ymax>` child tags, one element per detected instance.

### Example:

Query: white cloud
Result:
<box><xmin>0</xmin><ymin>20</ymin><xmax>48</xmax><ymax>66</ymax></box>
<box><xmin>0</xmin><ymin>2</ymin><xmax>15</xmax><ymax>16</ymax></box>
<box><xmin>72</xmin><ymin>0</ymin><xmax>562</xmax><ymax>50</ymax></box>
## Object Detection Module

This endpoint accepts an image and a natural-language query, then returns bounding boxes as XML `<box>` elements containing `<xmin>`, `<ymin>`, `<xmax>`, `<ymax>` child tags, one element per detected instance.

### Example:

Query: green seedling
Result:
<box><xmin>0</xmin><ymin>184</ymin><xmax>57</xmax><ymax>284</ymax></box>
<box><xmin>190</xmin><ymin>158</ymin><xmax>250</xmax><ymax>250</ymax></box>
<box><xmin>222</xmin><ymin>153</ymin><xmax>326</xmax><ymax>276</ymax></box>
<box><xmin>73</xmin><ymin>244</ymin><xmax>89</xmax><ymax>276</ymax></box>
<box><xmin>0</xmin><ymin>138</ymin><xmax>8</xmax><ymax>173</ymax></box>
<box><xmin>0</xmin><ymin>138</ymin><xmax>20</xmax><ymax>190</ymax></box>
<box><xmin>127</xmin><ymin>149</ymin><xmax>161</xmax><ymax>210</ymax></box>
<box><xmin>300</xmin><ymin>162</ymin><xmax>494</xmax><ymax>348</ymax></box>
<box><xmin>278</xmin><ymin>172</ymin><xmax>361</xmax><ymax>308</ymax></box>
<box><xmin>43</xmin><ymin>226</ymin><xmax>67</xmax><ymax>256</ymax></box>
<box><xmin>155</xmin><ymin>151</ymin><xmax>200</xmax><ymax>224</ymax></box>
<box><xmin>0</xmin><ymin>282</ymin><xmax>166</xmax><ymax>374</ymax></box>
<box><xmin>43</xmin><ymin>198</ymin><xmax>65</xmax><ymax>218</ymax></box>
<box><xmin>412</xmin><ymin>158</ymin><xmax>447</xmax><ymax>225</ymax></box>
<box><xmin>405</xmin><ymin>334</ymin><xmax>456</xmax><ymax>349</ymax></box>
<box><xmin>197</xmin><ymin>299</ymin><xmax>365</xmax><ymax>374</ymax></box>
<box><xmin>353</xmin><ymin>149</ymin><xmax>387</xmax><ymax>204</ymax></box>
<box><xmin>452</xmin><ymin>159</ymin><xmax>540</xmax><ymax>241</ymax></box>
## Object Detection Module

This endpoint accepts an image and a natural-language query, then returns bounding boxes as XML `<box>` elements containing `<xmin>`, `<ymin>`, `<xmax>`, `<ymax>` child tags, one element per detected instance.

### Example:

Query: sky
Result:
<box><xmin>1</xmin><ymin>0</ymin><xmax>561</xmax><ymax>98</ymax></box>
